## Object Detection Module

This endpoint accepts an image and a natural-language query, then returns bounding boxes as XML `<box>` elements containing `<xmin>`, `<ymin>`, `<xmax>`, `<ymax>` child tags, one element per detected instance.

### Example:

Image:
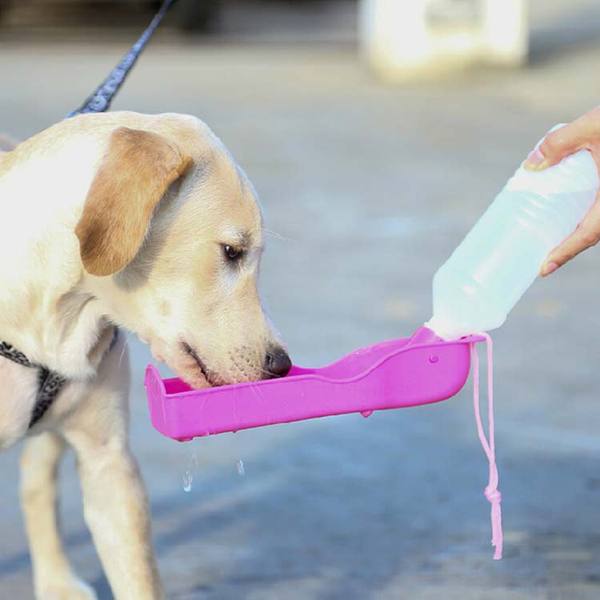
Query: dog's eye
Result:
<box><xmin>222</xmin><ymin>244</ymin><xmax>244</xmax><ymax>262</ymax></box>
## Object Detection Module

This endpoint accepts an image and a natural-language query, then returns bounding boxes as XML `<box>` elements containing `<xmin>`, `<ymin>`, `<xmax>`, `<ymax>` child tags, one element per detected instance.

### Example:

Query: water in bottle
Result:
<box><xmin>426</xmin><ymin>125</ymin><xmax>599</xmax><ymax>339</ymax></box>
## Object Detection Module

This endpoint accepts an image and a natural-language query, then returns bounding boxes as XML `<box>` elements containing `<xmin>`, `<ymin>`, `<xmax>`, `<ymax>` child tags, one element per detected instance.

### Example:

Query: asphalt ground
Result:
<box><xmin>2</xmin><ymin>1</ymin><xmax>600</xmax><ymax>597</ymax></box>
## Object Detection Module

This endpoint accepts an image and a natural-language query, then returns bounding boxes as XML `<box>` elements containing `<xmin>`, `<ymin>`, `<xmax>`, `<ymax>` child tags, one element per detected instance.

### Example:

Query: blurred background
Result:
<box><xmin>2</xmin><ymin>1</ymin><xmax>600</xmax><ymax>598</ymax></box>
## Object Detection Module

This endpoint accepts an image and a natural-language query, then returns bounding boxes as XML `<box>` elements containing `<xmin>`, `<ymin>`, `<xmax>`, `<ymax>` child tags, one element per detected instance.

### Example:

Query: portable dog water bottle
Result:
<box><xmin>145</xmin><ymin>327</ymin><xmax>484</xmax><ymax>441</ymax></box>
<box><xmin>427</xmin><ymin>124</ymin><xmax>599</xmax><ymax>340</ymax></box>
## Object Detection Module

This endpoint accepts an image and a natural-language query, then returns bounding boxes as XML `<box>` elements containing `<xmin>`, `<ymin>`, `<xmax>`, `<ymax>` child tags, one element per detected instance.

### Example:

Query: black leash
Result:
<box><xmin>67</xmin><ymin>0</ymin><xmax>179</xmax><ymax>117</ymax></box>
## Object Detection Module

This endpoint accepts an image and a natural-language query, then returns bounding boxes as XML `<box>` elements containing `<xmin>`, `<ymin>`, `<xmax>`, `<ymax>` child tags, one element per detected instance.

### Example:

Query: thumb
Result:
<box><xmin>524</xmin><ymin>120</ymin><xmax>590</xmax><ymax>172</ymax></box>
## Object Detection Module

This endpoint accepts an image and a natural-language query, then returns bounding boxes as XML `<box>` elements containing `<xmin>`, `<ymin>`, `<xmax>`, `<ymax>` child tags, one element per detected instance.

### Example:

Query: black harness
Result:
<box><xmin>1</xmin><ymin>0</ymin><xmax>178</xmax><ymax>429</ymax></box>
<box><xmin>0</xmin><ymin>342</ymin><xmax>66</xmax><ymax>428</ymax></box>
<box><xmin>0</xmin><ymin>329</ymin><xmax>119</xmax><ymax>428</ymax></box>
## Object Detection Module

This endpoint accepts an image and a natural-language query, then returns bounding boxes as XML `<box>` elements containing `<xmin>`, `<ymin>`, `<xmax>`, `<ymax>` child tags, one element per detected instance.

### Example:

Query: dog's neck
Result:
<box><xmin>0</xmin><ymin>134</ymin><xmax>112</xmax><ymax>379</ymax></box>
<box><xmin>0</xmin><ymin>283</ymin><xmax>110</xmax><ymax>380</ymax></box>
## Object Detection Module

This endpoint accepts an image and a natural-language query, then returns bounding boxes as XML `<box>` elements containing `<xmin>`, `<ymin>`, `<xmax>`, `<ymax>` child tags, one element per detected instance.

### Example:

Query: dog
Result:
<box><xmin>0</xmin><ymin>110</ymin><xmax>291</xmax><ymax>599</ymax></box>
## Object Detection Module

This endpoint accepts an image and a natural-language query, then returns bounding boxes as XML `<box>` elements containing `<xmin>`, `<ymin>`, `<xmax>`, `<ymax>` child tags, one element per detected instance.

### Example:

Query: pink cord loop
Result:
<box><xmin>484</xmin><ymin>487</ymin><xmax>501</xmax><ymax>503</ymax></box>
<box><xmin>470</xmin><ymin>334</ymin><xmax>503</xmax><ymax>561</ymax></box>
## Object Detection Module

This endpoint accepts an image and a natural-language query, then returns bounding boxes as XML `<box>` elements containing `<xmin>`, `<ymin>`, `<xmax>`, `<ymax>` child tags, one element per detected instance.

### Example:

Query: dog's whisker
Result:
<box><xmin>230</xmin><ymin>351</ymin><xmax>279</xmax><ymax>381</ymax></box>
<box><xmin>264</xmin><ymin>228</ymin><xmax>293</xmax><ymax>242</ymax></box>
<box><xmin>229</xmin><ymin>354</ymin><xmax>250</xmax><ymax>379</ymax></box>
<box><xmin>117</xmin><ymin>342</ymin><xmax>127</xmax><ymax>369</ymax></box>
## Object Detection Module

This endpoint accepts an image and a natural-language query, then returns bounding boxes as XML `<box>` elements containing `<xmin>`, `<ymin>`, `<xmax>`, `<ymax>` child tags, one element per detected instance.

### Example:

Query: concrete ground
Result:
<box><xmin>2</xmin><ymin>1</ymin><xmax>600</xmax><ymax>598</ymax></box>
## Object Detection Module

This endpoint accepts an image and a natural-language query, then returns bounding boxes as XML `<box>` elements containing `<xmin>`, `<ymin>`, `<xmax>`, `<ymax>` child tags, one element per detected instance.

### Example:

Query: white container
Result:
<box><xmin>426</xmin><ymin>125</ymin><xmax>599</xmax><ymax>339</ymax></box>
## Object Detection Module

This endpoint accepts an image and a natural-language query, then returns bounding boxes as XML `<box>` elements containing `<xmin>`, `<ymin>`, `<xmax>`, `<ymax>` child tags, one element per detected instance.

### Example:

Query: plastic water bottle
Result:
<box><xmin>426</xmin><ymin>125</ymin><xmax>599</xmax><ymax>340</ymax></box>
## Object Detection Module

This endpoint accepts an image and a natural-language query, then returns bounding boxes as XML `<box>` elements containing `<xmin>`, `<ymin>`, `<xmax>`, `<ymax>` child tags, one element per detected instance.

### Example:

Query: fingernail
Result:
<box><xmin>541</xmin><ymin>261</ymin><xmax>559</xmax><ymax>276</ymax></box>
<box><xmin>524</xmin><ymin>148</ymin><xmax>549</xmax><ymax>171</ymax></box>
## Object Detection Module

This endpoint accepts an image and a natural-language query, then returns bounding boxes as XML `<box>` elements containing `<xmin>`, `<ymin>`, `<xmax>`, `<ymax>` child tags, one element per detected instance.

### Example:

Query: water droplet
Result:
<box><xmin>236</xmin><ymin>460</ymin><xmax>245</xmax><ymax>476</ymax></box>
<box><xmin>429</xmin><ymin>354</ymin><xmax>439</xmax><ymax>364</ymax></box>
<box><xmin>190</xmin><ymin>449</ymin><xmax>200</xmax><ymax>470</ymax></box>
<box><xmin>361</xmin><ymin>410</ymin><xmax>373</xmax><ymax>418</ymax></box>
<box><xmin>182</xmin><ymin>470</ymin><xmax>193</xmax><ymax>492</ymax></box>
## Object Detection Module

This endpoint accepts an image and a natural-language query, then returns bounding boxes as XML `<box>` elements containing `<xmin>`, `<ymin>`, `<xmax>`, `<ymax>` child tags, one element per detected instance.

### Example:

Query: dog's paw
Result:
<box><xmin>36</xmin><ymin>577</ymin><xmax>97</xmax><ymax>600</ymax></box>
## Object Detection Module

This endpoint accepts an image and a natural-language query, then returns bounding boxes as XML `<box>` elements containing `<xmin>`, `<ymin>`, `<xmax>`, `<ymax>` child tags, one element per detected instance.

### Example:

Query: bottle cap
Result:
<box><xmin>425</xmin><ymin>316</ymin><xmax>470</xmax><ymax>340</ymax></box>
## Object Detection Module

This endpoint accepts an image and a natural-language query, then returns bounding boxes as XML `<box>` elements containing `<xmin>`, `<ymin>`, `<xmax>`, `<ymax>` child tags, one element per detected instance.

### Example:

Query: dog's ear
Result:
<box><xmin>76</xmin><ymin>126</ymin><xmax>192</xmax><ymax>277</ymax></box>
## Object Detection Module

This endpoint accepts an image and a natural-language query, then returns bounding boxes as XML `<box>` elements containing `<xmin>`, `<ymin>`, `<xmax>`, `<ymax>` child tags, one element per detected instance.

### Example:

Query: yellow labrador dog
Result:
<box><xmin>0</xmin><ymin>111</ymin><xmax>291</xmax><ymax>599</ymax></box>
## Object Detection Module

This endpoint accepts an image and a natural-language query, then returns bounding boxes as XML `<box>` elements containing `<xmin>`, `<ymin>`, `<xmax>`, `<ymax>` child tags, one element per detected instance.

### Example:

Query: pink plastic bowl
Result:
<box><xmin>145</xmin><ymin>327</ymin><xmax>484</xmax><ymax>441</ymax></box>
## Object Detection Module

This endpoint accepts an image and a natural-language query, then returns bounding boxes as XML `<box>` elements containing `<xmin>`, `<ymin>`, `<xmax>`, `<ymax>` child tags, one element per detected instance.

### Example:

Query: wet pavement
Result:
<box><xmin>2</xmin><ymin>1</ymin><xmax>600</xmax><ymax>597</ymax></box>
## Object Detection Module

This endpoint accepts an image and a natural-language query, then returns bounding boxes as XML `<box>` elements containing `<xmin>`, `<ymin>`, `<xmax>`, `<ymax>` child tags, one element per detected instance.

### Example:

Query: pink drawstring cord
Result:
<box><xmin>470</xmin><ymin>334</ymin><xmax>503</xmax><ymax>560</ymax></box>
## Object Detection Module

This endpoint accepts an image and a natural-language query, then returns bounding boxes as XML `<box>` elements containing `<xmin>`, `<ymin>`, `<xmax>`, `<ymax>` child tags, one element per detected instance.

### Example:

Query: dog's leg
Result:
<box><xmin>20</xmin><ymin>431</ymin><xmax>97</xmax><ymax>600</ymax></box>
<box><xmin>65</xmin><ymin>430</ymin><xmax>163</xmax><ymax>600</ymax></box>
<box><xmin>63</xmin><ymin>341</ymin><xmax>164</xmax><ymax>600</ymax></box>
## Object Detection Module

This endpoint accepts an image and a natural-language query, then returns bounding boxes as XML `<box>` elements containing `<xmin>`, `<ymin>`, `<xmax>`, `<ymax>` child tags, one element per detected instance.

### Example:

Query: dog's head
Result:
<box><xmin>76</xmin><ymin>114</ymin><xmax>290</xmax><ymax>388</ymax></box>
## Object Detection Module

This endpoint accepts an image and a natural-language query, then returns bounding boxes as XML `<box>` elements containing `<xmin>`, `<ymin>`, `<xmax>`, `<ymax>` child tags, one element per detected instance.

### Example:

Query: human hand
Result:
<box><xmin>524</xmin><ymin>107</ymin><xmax>600</xmax><ymax>276</ymax></box>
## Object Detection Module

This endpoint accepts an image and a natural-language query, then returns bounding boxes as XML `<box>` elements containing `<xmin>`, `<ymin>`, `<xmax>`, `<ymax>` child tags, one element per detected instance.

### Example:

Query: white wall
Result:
<box><xmin>360</xmin><ymin>0</ymin><xmax>528</xmax><ymax>81</ymax></box>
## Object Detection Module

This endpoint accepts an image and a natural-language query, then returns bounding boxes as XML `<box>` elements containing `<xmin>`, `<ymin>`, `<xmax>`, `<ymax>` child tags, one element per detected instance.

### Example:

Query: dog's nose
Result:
<box><xmin>264</xmin><ymin>346</ymin><xmax>292</xmax><ymax>378</ymax></box>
